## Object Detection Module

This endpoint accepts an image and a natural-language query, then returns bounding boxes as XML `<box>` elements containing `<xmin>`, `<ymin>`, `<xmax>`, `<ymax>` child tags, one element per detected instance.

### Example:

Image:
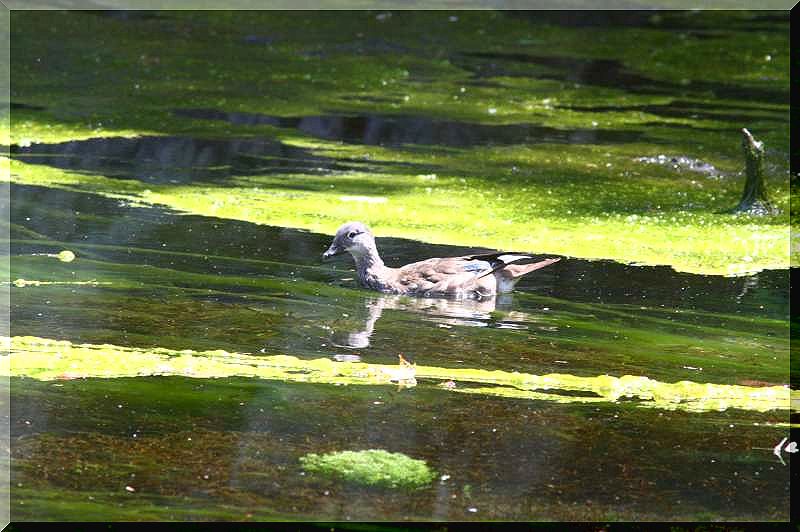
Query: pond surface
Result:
<box><xmin>6</xmin><ymin>182</ymin><xmax>792</xmax><ymax>521</ymax></box>
<box><xmin>3</xmin><ymin>9</ymin><xmax>793</xmax><ymax>523</ymax></box>
<box><xmin>171</xmin><ymin>108</ymin><xmax>645</xmax><ymax>146</ymax></box>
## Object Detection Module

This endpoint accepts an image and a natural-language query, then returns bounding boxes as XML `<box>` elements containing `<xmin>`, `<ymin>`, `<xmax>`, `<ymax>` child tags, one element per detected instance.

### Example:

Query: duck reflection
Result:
<box><xmin>328</xmin><ymin>293</ymin><xmax>531</xmax><ymax>351</ymax></box>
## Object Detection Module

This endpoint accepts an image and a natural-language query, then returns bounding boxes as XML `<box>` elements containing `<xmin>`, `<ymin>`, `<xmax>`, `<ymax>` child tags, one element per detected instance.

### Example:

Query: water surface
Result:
<box><xmin>6</xmin><ymin>182</ymin><xmax>791</xmax><ymax>521</ymax></box>
<box><xmin>4</xmin><ymin>9</ymin><xmax>792</xmax><ymax>523</ymax></box>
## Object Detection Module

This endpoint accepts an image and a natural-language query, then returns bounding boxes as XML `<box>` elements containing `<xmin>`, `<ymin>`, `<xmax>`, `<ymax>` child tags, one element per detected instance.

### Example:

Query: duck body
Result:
<box><xmin>323</xmin><ymin>222</ymin><xmax>559</xmax><ymax>299</ymax></box>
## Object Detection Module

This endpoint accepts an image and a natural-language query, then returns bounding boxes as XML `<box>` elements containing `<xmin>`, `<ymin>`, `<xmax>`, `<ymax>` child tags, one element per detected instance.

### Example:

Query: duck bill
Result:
<box><xmin>322</xmin><ymin>244</ymin><xmax>345</xmax><ymax>261</ymax></box>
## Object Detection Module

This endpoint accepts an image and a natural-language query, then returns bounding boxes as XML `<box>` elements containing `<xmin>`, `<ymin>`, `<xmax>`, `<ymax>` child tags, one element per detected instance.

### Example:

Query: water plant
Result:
<box><xmin>3</xmin><ymin>335</ymin><xmax>793</xmax><ymax>413</ymax></box>
<box><xmin>299</xmin><ymin>450</ymin><xmax>436</xmax><ymax>490</ymax></box>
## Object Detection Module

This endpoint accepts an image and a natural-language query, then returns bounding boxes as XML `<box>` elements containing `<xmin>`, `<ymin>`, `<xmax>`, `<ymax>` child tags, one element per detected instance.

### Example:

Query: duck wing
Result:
<box><xmin>466</xmin><ymin>252</ymin><xmax>559</xmax><ymax>279</ymax></box>
<box><xmin>466</xmin><ymin>251</ymin><xmax>538</xmax><ymax>264</ymax></box>
<box><xmin>394</xmin><ymin>256</ymin><xmax>494</xmax><ymax>292</ymax></box>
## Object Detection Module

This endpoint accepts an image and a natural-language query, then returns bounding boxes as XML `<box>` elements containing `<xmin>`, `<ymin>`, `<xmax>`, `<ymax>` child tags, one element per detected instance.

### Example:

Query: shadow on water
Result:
<box><xmin>8</xmin><ymin>136</ymin><xmax>360</xmax><ymax>185</ymax></box>
<box><xmin>10</xmin><ymin>102</ymin><xmax>47</xmax><ymax>111</ymax></box>
<box><xmin>522</xmin><ymin>10</ymin><xmax>787</xmax><ymax>32</ymax></box>
<box><xmin>80</xmin><ymin>10</ymin><xmax>167</xmax><ymax>21</ymax></box>
<box><xmin>172</xmin><ymin>108</ymin><xmax>645</xmax><ymax>147</ymax></box>
<box><xmin>454</xmin><ymin>52</ymin><xmax>789</xmax><ymax>105</ymax></box>
<box><xmin>8</xmin><ymin>135</ymin><xmax>440</xmax><ymax>185</ymax></box>
<box><xmin>562</xmin><ymin>99</ymin><xmax>787</xmax><ymax>126</ymax></box>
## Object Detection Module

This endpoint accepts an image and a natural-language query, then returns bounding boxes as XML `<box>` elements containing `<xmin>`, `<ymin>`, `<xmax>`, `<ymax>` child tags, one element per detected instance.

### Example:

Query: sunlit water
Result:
<box><xmin>5</xmin><ymin>183</ymin><xmax>791</xmax><ymax>521</ymax></box>
<box><xmin>4</xmin><ymin>10</ymin><xmax>792</xmax><ymax>522</ymax></box>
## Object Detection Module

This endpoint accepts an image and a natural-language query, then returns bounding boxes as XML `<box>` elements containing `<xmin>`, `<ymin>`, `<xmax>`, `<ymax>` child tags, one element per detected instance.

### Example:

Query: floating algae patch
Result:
<box><xmin>1</xmin><ymin>335</ymin><xmax>419</xmax><ymax>386</ymax></box>
<box><xmin>2</xmin><ymin>335</ymin><xmax>795</xmax><ymax>414</ymax></box>
<box><xmin>300</xmin><ymin>450</ymin><xmax>436</xmax><ymax>490</ymax></box>
<box><xmin>4</xmin><ymin>11</ymin><xmax>792</xmax><ymax>276</ymax></box>
<box><xmin>26</xmin><ymin>250</ymin><xmax>77</xmax><ymax>262</ymax></box>
<box><xmin>57</xmin><ymin>250</ymin><xmax>75</xmax><ymax>262</ymax></box>
<box><xmin>3</xmin><ymin>154</ymin><xmax>791</xmax><ymax>276</ymax></box>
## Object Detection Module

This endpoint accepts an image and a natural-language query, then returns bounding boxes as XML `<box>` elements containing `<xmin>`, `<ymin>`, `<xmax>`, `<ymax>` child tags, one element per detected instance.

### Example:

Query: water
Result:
<box><xmin>5</xmin><ymin>9</ymin><xmax>791</xmax><ymax>522</ymax></box>
<box><xmin>454</xmin><ymin>51</ymin><xmax>789</xmax><ymax>103</ymax></box>
<box><xmin>6</xmin><ymin>183</ymin><xmax>791</xmax><ymax>521</ymax></box>
<box><xmin>171</xmin><ymin>108</ymin><xmax>645</xmax><ymax>147</ymax></box>
<box><xmin>10</xmin><ymin>136</ymin><xmax>361</xmax><ymax>184</ymax></box>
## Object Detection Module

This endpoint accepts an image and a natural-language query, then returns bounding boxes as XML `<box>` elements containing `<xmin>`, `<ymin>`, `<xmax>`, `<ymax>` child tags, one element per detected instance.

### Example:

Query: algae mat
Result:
<box><xmin>5</xmin><ymin>11</ymin><xmax>792</xmax><ymax>275</ymax></box>
<box><xmin>4</xmin><ymin>335</ymin><xmax>793</xmax><ymax>414</ymax></box>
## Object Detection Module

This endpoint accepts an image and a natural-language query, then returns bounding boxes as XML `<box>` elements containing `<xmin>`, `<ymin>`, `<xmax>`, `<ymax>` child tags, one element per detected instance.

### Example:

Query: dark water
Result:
<box><xmin>9</xmin><ymin>136</ymin><xmax>390</xmax><ymax>184</ymax></box>
<box><xmin>171</xmin><ymin>108</ymin><xmax>644</xmax><ymax>147</ymax></box>
<box><xmin>7</xmin><ymin>131</ymin><xmax>445</xmax><ymax>185</ymax></box>
<box><xmin>7</xmin><ymin>182</ymin><xmax>791</xmax><ymax>521</ymax></box>
<box><xmin>454</xmin><ymin>50</ymin><xmax>788</xmax><ymax>104</ymax></box>
<box><xmin>569</xmin><ymin>100</ymin><xmax>787</xmax><ymax>127</ymax></box>
<box><xmin>519</xmin><ymin>11</ymin><xmax>788</xmax><ymax>32</ymax></box>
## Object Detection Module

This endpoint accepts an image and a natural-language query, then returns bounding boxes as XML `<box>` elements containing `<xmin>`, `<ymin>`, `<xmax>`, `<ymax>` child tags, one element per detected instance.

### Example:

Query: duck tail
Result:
<box><xmin>504</xmin><ymin>257</ymin><xmax>560</xmax><ymax>279</ymax></box>
<box><xmin>476</xmin><ymin>256</ymin><xmax>560</xmax><ymax>280</ymax></box>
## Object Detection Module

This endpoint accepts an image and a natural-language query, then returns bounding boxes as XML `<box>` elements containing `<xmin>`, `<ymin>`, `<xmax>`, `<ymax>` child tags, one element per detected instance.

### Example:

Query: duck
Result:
<box><xmin>322</xmin><ymin>221</ymin><xmax>560</xmax><ymax>299</ymax></box>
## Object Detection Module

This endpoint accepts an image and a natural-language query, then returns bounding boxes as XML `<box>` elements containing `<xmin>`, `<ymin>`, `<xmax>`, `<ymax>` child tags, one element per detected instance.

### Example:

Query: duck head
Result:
<box><xmin>322</xmin><ymin>221</ymin><xmax>377</xmax><ymax>261</ymax></box>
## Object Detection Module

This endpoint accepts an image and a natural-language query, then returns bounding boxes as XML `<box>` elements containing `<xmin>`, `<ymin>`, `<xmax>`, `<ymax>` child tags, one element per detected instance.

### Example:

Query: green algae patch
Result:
<box><xmin>300</xmin><ymin>450</ymin><xmax>436</xmax><ymax>490</ymax></box>
<box><xmin>5</xmin><ymin>240</ymin><xmax>789</xmax><ymax>384</ymax></box>
<box><xmin>2</xmin><ymin>335</ymin><xmax>794</xmax><ymax>414</ymax></box>
<box><xmin>5</xmin><ymin>11</ymin><xmax>792</xmax><ymax>276</ymax></box>
<box><xmin>7</xmin><ymin>11</ymin><xmax>788</xmax><ymax>142</ymax></box>
<box><xmin>4</xmin><ymin>155</ymin><xmax>790</xmax><ymax>276</ymax></box>
<box><xmin>56</xmin><ymin>250</ymin><xmax>76</xmax><ymax>262</ymax></box>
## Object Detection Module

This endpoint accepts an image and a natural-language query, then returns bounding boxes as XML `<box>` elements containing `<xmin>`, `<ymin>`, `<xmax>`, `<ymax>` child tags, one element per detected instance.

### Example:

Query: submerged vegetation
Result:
<box><xmin>300</xmin><ymin>450</ymin><xmax>436</xmax><ymax>490</ymax></box>
<box><xmin>4</xmin><ymin>10</ymin><xmax>791</xmax><ymax>275</ymax></box>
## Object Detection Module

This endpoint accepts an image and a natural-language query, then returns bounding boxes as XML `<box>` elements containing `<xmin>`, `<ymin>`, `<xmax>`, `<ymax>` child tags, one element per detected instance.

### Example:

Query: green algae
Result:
<box><xmin>3</xmin><ymin>335</ymin><xmax>794</xmax><ymax>414</ymax></box>
<box><xmin>5</xmin><ymin>177</ymin><xmax>789</xmax><ymax>324</ymax></box>
<box><xmin>5</xmin><ymin>11</ymin><xmax>791</xmax><ymax>275</ymax></box>
<box><xmin>3</xmin><ymin>155</ymin><xmax>790</xmax><ymax>276</ymax></box>
<box><xmin>7</xmin><ymin>12</ymin><xmax>788</xmax><ymax>133</ymax></box>
<box><xmin>8</xmin><ymin>339</ymin><xmax>790</xmax><ymax>523</ymax></box>
<box><xmin>300</xmin><ymin>450</ymin><xmax>436</xmax><ymax>490</ymax></box>
<box><xmin>10</xmin><ymin>375</ymin><xmax>789</xmax><ymax>522</ymax></box>
<box><xmin>4</xmin><ymin>12</ymin><xmax>794</xmax><ymax>518</ymax></box>
<box><xmin>3</xmin><ymin>239</ymin><xmax>789</xmax><ymax>385</ymax></box>
<box><xmin>56</xmin><ymin>250</ymin><xmax>75</xmax><ymax>262</ymax></box>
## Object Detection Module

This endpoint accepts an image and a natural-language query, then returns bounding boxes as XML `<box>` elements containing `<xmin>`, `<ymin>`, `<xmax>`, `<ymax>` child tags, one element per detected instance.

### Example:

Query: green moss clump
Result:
<box><xmin>299</xmin><ymin>450</ymin><xmax>436</xmax><ymax>490</ymax></box>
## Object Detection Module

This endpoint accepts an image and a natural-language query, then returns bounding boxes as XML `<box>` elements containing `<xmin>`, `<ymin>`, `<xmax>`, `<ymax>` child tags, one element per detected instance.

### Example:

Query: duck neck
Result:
<box><xmin>351</xmin><ymin>244</ymin><xmax>388</xmax><ymax>287</ymax></box>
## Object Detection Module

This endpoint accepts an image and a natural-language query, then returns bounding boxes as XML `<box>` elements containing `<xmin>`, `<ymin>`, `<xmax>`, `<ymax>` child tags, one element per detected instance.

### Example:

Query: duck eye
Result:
<box><xmin>347</xmin><ymin>231</ymin><xmax>357</xmax><ymax>239</ymax></box>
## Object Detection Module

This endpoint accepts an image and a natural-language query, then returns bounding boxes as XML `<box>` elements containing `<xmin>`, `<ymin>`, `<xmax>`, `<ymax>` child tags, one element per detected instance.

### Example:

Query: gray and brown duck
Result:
<box><xmin>322</xmin><ymin>221</ymin><xmax>560</xmax><ymax>299</ymax></box>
